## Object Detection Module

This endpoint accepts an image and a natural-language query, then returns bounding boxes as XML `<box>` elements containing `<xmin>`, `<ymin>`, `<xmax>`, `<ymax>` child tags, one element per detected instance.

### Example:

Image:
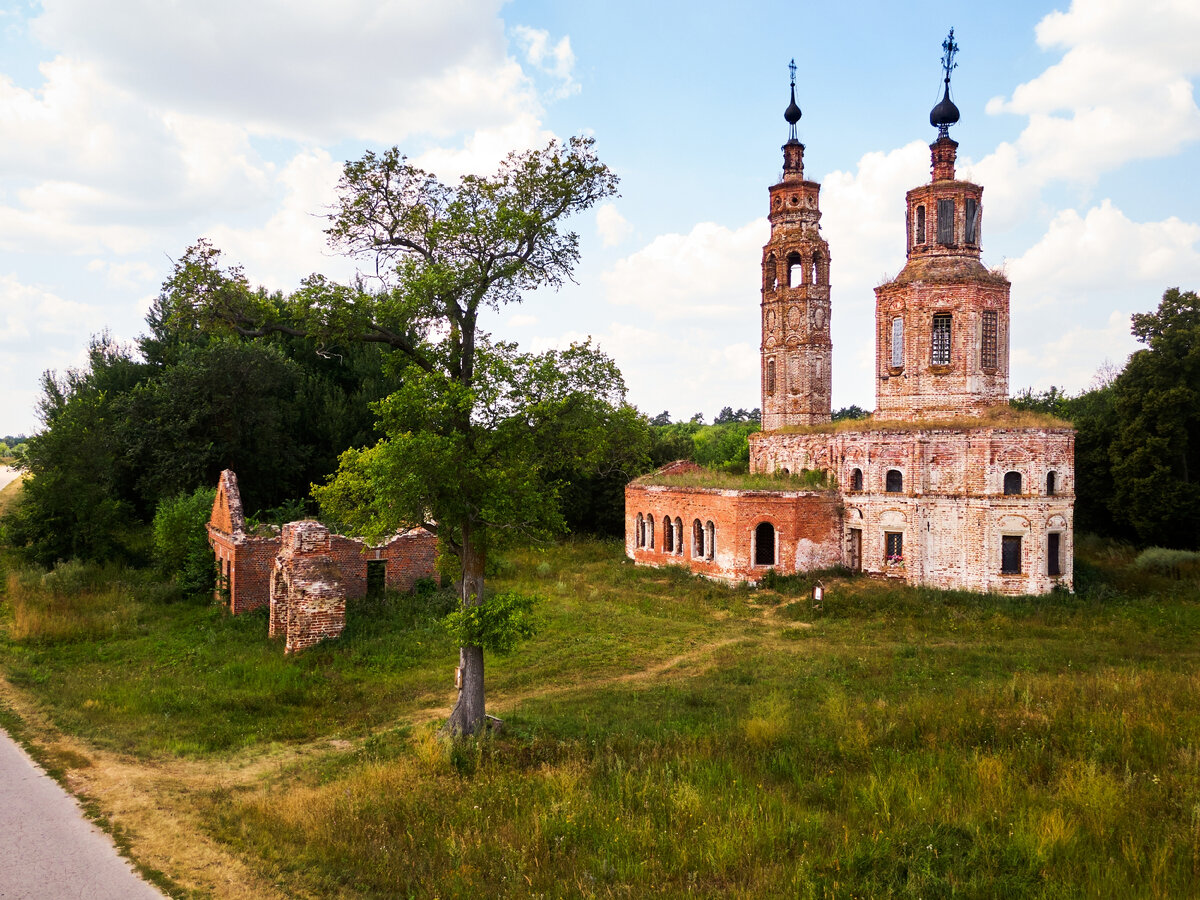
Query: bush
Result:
<box><xmin>152</xmin><ymin>486</ymin><xmax>217</xmax><ymax>596</ymax></box>
<box><xmin>1133</xmin><ymin>546</ymin><xmax>1200</xmax><ymax>578</ymax></box>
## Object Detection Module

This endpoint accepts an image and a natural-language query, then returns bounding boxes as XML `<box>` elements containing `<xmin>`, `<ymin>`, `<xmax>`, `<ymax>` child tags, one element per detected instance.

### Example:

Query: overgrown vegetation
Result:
<box><xmin>2</xmin><ymin>539</ymin><xmax>1198</xmax><ymax>897</ymax></box>
<box><xmin>638</xmin><ymin>467</ymin><xmax>833</xmax><ymax>491</ymax></box>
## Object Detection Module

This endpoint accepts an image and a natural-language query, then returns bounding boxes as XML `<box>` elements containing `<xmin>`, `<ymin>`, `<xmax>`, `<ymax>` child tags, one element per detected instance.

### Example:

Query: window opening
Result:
<box><xmin>937</xmin><ymin>198</ymin><xmax>954</xmax><ymax>244</ymax></box>
<box><xmin>675</xmin><ymin>517</ymin><xmax>684</xmax><ymax>556</ymax></box>
<box><xmin>766</xmin><ymin>358</ymin><xmax>776</xmax><ymax>394</ymax></box>
<box><xmin>965</xmin><ymin>198</ymin><xmax>979</xmax><ymax>244</ymax></box>
<box><xmin>885</xmin><ymin>531</ymin><xmax>903</xmax><ymax>563</ymax></box>
<box><xmin>1048</xmin><ymin>533</ymin><xmax>1062</xmax><ymax>576</ymax></box>
<box><xmin>787</xmin><ymin>252</ymin><xmax>803</xmax><ymax>287</ymax></box>
<box><xmin>664</xmin><ymin>517</ymin><xmax>674</xmax><ymax>553</ymax></box>
<box><xmin>647</xmin><ymin>515</ymin><xmax>654</xmax><ymax>549</ymax></box>
<box><xmin>705</xmin><ymin>521</ymin><xmax>715</xmax><ymax>560</ymax></box>
<box><xmin>849</xmin><ymin>528</ymin><xmax>862</xmax><ymax>572</ymax></box>
<box><xmin>693</xmin><ymin>519</ymin><xmax>704</xmax><ymax>558</ymax></box>
<box><xmin>754</xmin><ymin>522</ymin><xmax>775</xmax><ymax>566</ymax></box>
<box><xmin>891</xmin><ymin>316</ymin><xmax>904</xmax><ymax>368</ymax></box>
<box><xmin>811</xmin><ymin>252</ymin><xmax>821</xmax><ymax>286</ymax></box>
<box><xmin>1003</xmin><ymin>471</ymin><xmax>1022</xmax><ymax>495</ymax></box>
<box><xmin>931</xmin><ymin>313</ymin><xmax>952</xmax><ymax>366</ymax></box>
<box><xmin>915</xmin><ymin>205</ymin><xmax>926</xmax><ymax>244</ymax></box>
<box><xmin>635</xmin><ymin>513</ymin><xmax>644</xmax><ymax>548</ymax></box>
<box><xmin>885</xmin><ymin>469</ymin><xmax>903</xmax><ymax>493</ymax></box>
<box><xmin>1046</xmin><ymin>471</ymin><xmax>1056</xmax><ymax>496</ymax></box>
<box><xmin>851</xmin><ymin>468</ymin><xmax>863</xmax><ymax>491</ymax></box>
<box><xmin>366</xmin><ymin>560</ymin><xmax>386</xmax><ymax>599</ymax></box>
<box><xmin>764</xmin><ymin>254</ymin><xmax>776</xmax><ymax>292</ymax></box>
<box><xmin>1001</xmin><ymin>535</ymin><xmax>1021</xmax><ymax>574</ymax></box>
<box><xmin>981</xmin><ymin>310</ymin><xmax>998</xmax><ymax>370</ymax></box>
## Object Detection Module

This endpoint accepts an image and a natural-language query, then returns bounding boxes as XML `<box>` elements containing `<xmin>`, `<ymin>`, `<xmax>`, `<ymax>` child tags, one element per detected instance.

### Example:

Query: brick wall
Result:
<box><xmin>270</xmin><ymin>522</ymin><xmax>347</xmax><ymax>653</ymax></box>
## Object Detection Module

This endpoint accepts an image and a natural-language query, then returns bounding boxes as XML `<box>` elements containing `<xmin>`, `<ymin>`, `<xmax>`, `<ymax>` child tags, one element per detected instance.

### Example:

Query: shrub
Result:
<box><xmin>152</xmin><ymin>486</ymin><xmax>217</xmax><ymax>596</ymax></box>
<box><xmin>1133</xmin><ymin>546</ymin><xmax>1200</xmax><ymax>579</ymax></box>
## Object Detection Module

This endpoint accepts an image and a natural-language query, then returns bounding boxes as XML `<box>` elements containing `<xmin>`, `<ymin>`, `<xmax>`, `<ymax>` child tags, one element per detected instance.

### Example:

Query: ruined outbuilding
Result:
<box><xmin>207</xmin><ymin>469</ymin><xmax>438</xmax><ymax>618</ymax></box>
<box><xmin>269</xmin><ymin>521</ymin><xmax>347</xmax><ymax>654</ymax></box>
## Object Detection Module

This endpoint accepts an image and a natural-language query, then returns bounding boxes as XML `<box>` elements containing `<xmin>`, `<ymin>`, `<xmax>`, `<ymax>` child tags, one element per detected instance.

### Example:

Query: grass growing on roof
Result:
<box><xmin>1</xmin><ymin>537</ymin><xmax>1199</xmax><ymax>897</ymax></box>
<box><xmin>761</xmin><ymin>404</ymin><xmax>1072</xmax><ymax>436</ymax></box>
<box><xmin>636</xmin><ymin>467</ymin><xmax>834</xmax><ymax>491</ymax></box>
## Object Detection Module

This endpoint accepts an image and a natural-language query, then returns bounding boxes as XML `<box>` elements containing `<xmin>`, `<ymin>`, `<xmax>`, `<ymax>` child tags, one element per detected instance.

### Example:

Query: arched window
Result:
<box><xmin>1003</xmin><ymin>472</ymin><xmax>1022</xmax><ymax>495</ymax></box>
<box><xmin>891</xmin><ymin>317</ymin><xmax>904</xmax><ymax>368</ymax></box>
<box><xmin>646</xmin><ymin>515</ymin><xmax>655</xmax><ymax>549</ymax></box>
<box><xmin>766</xmin><ymin>358</ymin><xmax>776</xmax><ymax>394</ymax></box>
<box><xmin>693</xmin><ymin>519</ymin><xmax>704</xmax><ymax>558</ymax></box>
<box><xmin>754</xmin><ymin>522</ymin><xmax>775</xmax><ymax>566</ymax></box>
<box><xmin>1046</xmin><ymin>471</ymin><xmax>1057</xmax><ymax>496</ymax></box>
<box><xmin>781</xmin><ymin>467</ymin><xmax>790</xmax><ymax>475</ymax></box>
<box><xmin>811</xmin><ymin>252</ymin><xmax>821</xmax><ymax>285</ymax></box>
<box><xmin>851</xmin><ymin>468</ymin><xmax>863</xmax><ymax>491</ymax></box>
<box><xmin>931</xmin><ymin>314</ymin><xmax>952</xmax><ymax>366</ymax></box>
<box><xmin>885</xmin><ymin>469</ymin><xmax>903</xmax><ymax>493</ymax></box>
<box><xmin>664</xmin><ymin>517</ymin><xmax>674</xmax><ymax>553</ymax></box>
<box><xmin>937</xmin><ymin>198</ymin><xmax>954</xmax><ymax>245</ymax></box>
<box><xmin>674</xmin><ymin>517</ymin><xmax>683</xmax><ymax>556</ymax></box>
<box><xmin>635</xmin><ymin>513</ymin><xmax>644</xmax><ymax>548</ymax></box>
<box><xmin>764</xmin><ymin>254</ymin><xmax>776</xmax><ymax>292</ymax></box>
<box><xmin>915</xmin><ymin>205</ymin><xmax>926</xmax><ymax>244</ymax></box>
<box><xmin>787</xmin><ymin>252</ymin><xmax>803</xmax><ymax>287</ymax></box>
<box><xmin>705</xmin><ymin>521</ymin><xmax>715</xmax><ymax>560</ymax></box>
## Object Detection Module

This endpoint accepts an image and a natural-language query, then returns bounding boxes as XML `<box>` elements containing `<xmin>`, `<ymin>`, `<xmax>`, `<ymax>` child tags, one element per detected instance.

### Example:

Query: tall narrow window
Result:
<box><xmin>931</xmin><ymin>314</ymin><xmax>952</xmax><ymax>366</ymax></box>
<box><xmin>674</xmin><ymin>517</ymin><xmax>684</xmax><ymax>556</ymax></box>
<box><xmin>766</xmin><ymin>358</ymin><xmax>776</xmax><ymax>394</ymax></box>
<box><xmin>1003</xmin><ymin>471</ymin><xmax>1022</xmax><ymax>495</ymax></box>
<box><xmin>1046</xmin><ymin>471</ymin><xmax>1057</xmax><ymax>496</ymax></box>
<box><xmin>981</xmin><ymin>310</ymin><xmax>998</xmax><ymax>370</ymax></box>
<box><xmin>764</xmin><ymin>254</ymin><xmax>776</xmax><ymax>292</ymax></box>
<box><xmin>663</xmin><ymin>517</ymin><xmax>673</xmax><ymax>553</ymax></box>
<box><xmin>915</xmin><ymin>205</ymin><xmax>926</xmax><ymax>244</ymax></box>
<box><xmin>885</xmin><ymin>469</ymin><xmax>903</xmax><ymax>493</ymax></box>
<box><xmin>1048</xmin><ymin>533</ymin><xmax>1062</xmax><ymax>576</ymax></box>
<box><xmin>787</xmin><ymin>252</ymin><xmax>803</xmax><ymax>287</ymax></box>
<box><xmin>965</xmin><ymin>198</ymin><xmax>979</xmax><ymax>244</ymax></box>
<box><xmin>937</xmin><ymin>198</ymin><xmax>954</xmax><ymax>244</ymax></box>
<box><xmin>891</xmin><ymin>316</ymin><xmax>904</xmax><ymax>368</ymax></box>
<box><xmin>635</xmin><ymin>513</ymin><xmax>644</xmax><ymax>548</ymax></box>
<box><xmin>1001</xmin><ymin>535</ymin><xmax>1022</xmax><ymax>574</ymax></box>
<box><xmin>693</xmin><ymin>519</ymin><xmax>704</xmax><ymax>558</ymax></box>
<box><xmin>885</xmin><ymin>531</ymin><xmax>903</xmax><ymax>562</ymax></box>
<box><xmin>851</xmin><ymin>468</ymin><xmax>863</xmax><ymax>491</ymax></box>
<box><xmin>811</xmin><ymin>252</ymin><xmax>821</xmax><ymax>285</ymax></box>
<box><xmin>647</xmin><ymin>515</ymin><xmax>654</xmax><ymax>549</ymax></box>
<box><xmin>705</xmin><ymin>521</ymin><xmax>715</xmax><ymax>560</ymax></box>
<box><xmin>754</xmin><ymin>522</ymin><xmax>775</xmax><ymax>566</ymax></box>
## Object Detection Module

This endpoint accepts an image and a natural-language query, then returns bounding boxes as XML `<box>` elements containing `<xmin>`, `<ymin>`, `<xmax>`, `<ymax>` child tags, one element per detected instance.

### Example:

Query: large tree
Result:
<box><xmin>172</xmin><ymin>137</ymin><xmax>622</xmax><ymax>734</ymax></box>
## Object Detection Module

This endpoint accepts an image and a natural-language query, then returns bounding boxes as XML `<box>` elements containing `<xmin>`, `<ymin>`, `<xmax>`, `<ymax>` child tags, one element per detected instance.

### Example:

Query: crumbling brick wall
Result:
<box><xmin>270</xmin><ymin>521</ymin><xmax>347</xmax><ymax>653</ymax></box>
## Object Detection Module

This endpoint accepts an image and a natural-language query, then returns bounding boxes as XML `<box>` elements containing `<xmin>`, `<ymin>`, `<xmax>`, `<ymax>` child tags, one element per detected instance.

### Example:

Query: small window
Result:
<box><xmin>787</xmin><ymin>252</ymin><xmax>803</xmax><ymax>287</ymax></box>
<box><xmin>754</xmin><ymin>522</ymin><xmax>775</xmax><ymax>566</ymax></box>
<box><xmin>635</xmin><ymin>513</ymin><xmax>645</xmax><ymax>548</ymax></box>
<box><xmin>1003</xmin><ymin>471</ymin><xmax>1022</xmax><ymax>495</ymax></box>
<box><xmin>764</xmin><ymin>254</ymin><xmax>776</xmax><ymax>292</ymax></box>
<box><xmin>965</xmin><ymin>198</ymin><xmax>979</xmax><ymax>244</ymax></box>
<box><xmin>767</xmin><ymin>358</ymin><xmax>776</xmax><ymax>394</ymax></box>
<box><xmin>932</xmin><ymin>313</ymin><xmax>952</xmax><ymax>366</ymax></box>
<box><xmin>885</xmin><ymin>469</ymin><xmax>903</xmax><ymax>493</ymax></box>
<box><xmin>663</xmin><ymin>517</ymin><xmax>673</xmax><ymax>553</ymax></box>
<box><xmin>891</xmin><ymin>316</ymin><xmax>904</xmax><ymax>368</ymax></box>
<box><xmin>885</xmin><ymin>531</ymin><xmax>903</xmax><ymax>562</ymax></box>
<box><xmin>1048</xmin><ymin>533</ymin><xmax>1062</xmax><ymax>576</ymax></box>
<box><xmin>981</xmin><ymin>310</ymin><xmax>998</xmax><ymax>370</ymax></box>
<box><xmin>705</xmin><ymin>521</ymin><xmax>715</xmax><ymax>560</ymax></box>
<box><xmin>915</xmin><ymin>205</ymin><xmax>926</xmax><ymax>244</ymax></box>
<box><xmin>647</xmin><ymin>515</ymin><xmax>654</xmax><ymax>549</ymax></box>
<box><xmin>692</xmin><ymin>519</ymin><xmax>704</xmax><ymax>558</ymax></box>
<box><xmin>937</xmin><ymin>198</ymin><xmax>954</xmax><ymax>244</ymax></box>
<box><xmin>851</xmin><ymin>468</ymin><xmax>863</xmax><ymax>491</ymax></box>
<box><xmin>1046</xmin><ymin>471</ymin><xmax>1057</xmax><ymax>496</ymax></box>
<box><xmin>1001</xmin><ymin>535</ymin><xmax>1021</xmax><ymax>574</ymax></box>
<box><xmin>811</xmin><ymin>252</ymin><xmax>821</xmax><ymax>286</ymax></box>
<box><xmin>674</xmin><ymin>517</ymin><xmax>683</xmax><ymax>556</ymax></box>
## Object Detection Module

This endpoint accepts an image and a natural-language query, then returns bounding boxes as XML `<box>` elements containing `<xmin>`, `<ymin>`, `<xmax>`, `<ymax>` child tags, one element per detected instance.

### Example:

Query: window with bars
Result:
<box><xmin>915</xmin><ymin>205</ymin><xmax>926</xmax><ymax>244</ymax></box>
<box><xmin>885</xmin><ymin>531</ymin><xmax>903</xmax><ymax>562</ymax></box>
<box><xmin>1001</xmin><ymin>535</ymin><xmax>1021</xmax><ymax>574</ymax></box>
<box><xmin>981</xmin><ymin>310</ymin><xmax>998</xmax><ymax>369</ymax></box>
<box><xmin>937</xmin><ymin>199</ymin><xmax>954</xmax><ymax>244</ymax></box>
<box><xmin>965</xmin><ymin>198</ymin><xmax>979</xmax><ymax>243</ymax></box>
<box><xmin>932</xmin><ymin>314</ymin><xmax>952</xmax><ymax>366</ymax></box>
<box><xmin>891</xmin><ymin>317</ymin><xmax>904</xmax><ymax>368</ymax></box>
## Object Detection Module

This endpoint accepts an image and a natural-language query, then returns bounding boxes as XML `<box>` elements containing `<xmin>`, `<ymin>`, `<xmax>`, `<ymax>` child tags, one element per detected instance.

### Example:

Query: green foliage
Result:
<box><xmin>442</xmin><ymin>590</ymin><xmax>542</xmax><ymax>655</ymax></box>
<box><xmin>648</xmin><ymin>417</ymin><xmax>761</xmax><ymax>473</ymax></box>
<box><xmin>1132</xmin><ymin>546</ymin><xmax>1200</xmax><ymax>577</ymax></box>
<box><xmin>832</xmin><ymin>404</ymin><xmax>869</xmax><ymax>421</ymax></box>
<box><xmin>152</xmin><ymin>487</ymin><xmax>218</xmax><ymax>596</ymax></box>
<box><xmin>640</xmin><ymin>467</ymin><xmax>832</xmax><ymax>491</ymax></box>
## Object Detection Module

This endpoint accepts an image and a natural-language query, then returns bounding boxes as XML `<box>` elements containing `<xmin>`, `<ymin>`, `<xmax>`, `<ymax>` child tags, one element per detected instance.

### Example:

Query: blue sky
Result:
<box><xmin>0</xmin><ymin>0</ymin><xmax>1197</xmax><ymax>433</ymax></box>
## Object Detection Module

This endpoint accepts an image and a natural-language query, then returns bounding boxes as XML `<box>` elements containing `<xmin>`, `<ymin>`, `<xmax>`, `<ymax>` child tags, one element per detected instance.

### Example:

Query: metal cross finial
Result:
<box><xmin>941</xmin><ymin>27</ymin><xmax>958</xmax><ymax>84</ymax></box>
<box><xmin>789</xmin><ymin>58</ymin><xmax>796</xmax><ymax>88</ymax></box>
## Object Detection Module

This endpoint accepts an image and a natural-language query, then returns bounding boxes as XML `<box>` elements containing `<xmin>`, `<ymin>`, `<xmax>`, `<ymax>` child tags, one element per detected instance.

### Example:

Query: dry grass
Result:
<box><xmin>635</xmin><ymin>468</ymin><xmax>833</xmax><ymax>491</ymax></box>
<box><xmin>0</xmin><ymin>472</ymin><xmax>25</xmax><ymax>518</ymax></box>
<box><xmin>759</xmin><ymin>403</ymin><xmax>1071</xmax><ymax>437</ymax></box>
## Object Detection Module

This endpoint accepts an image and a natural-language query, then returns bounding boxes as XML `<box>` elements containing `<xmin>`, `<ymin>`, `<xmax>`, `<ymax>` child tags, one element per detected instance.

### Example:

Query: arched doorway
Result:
<box><xmin>754</xmin><ymin>522</ymin><xmax>775</xmax><ymax>566</ymax></box>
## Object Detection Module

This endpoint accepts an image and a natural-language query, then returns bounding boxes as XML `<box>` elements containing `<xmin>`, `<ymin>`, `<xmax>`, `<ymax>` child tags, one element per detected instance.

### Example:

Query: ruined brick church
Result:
<box><xmin>626</xmin><ymin>42</ymin><xmax>1074</xmax><ymax>594</ymax></box>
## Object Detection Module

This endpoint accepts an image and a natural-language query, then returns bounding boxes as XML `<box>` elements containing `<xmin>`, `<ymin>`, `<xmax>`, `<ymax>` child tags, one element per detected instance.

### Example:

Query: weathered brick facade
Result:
<box><xmin>207</xmin><ymin>469</ymin><xmax>439</xmax><ymax>615</ymax></box>
<box><xmin>626</xmin><ymin>94</ymin><xmax>1075</xmax><ymax>596</ymax></box>
<box><xmin>270</xmin><ymin>521</ymin><xmax>347</xmax><ymax>654</ymax></box>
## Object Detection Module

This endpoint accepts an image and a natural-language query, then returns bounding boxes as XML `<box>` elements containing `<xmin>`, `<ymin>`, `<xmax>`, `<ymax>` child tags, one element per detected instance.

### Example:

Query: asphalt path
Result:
<box><xmin>0</xmin><ymin>466</ymin><xmax>20</xmax><ymax>491</ymax></box>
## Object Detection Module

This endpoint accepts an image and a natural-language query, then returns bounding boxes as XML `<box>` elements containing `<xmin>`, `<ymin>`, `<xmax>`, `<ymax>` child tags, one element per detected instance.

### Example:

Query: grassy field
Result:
<box><xmin>1</xmin><ymin>537</ymin><xmax>1199</xmax><ymax>898</ymax></box>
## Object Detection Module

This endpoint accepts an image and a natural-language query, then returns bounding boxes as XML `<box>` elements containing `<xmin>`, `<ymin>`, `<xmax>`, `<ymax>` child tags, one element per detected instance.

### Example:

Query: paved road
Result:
<box><xmin>0</xmin><ymin>728</ymin><xmax>165</xmax><ymax>899</ymax></box>
<box><xmin>0</xmin><ymin>466</ymin><xmax>20</xmax><ymax>491</ymax></box>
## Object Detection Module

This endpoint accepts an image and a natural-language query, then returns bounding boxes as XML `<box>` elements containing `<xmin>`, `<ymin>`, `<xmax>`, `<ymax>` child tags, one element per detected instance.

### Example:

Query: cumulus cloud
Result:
<box><xmin>512</xmin><ymin>25</ymin><xmax>578</xmax><ymax>99</ymax></box>
<box><xmin>595</xmin><ymin>202</ymin><xmax>633</xmax><ymax>247</ymax></box>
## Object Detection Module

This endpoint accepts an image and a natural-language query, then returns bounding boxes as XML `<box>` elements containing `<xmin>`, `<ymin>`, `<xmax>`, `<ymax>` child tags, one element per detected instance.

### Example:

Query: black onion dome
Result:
<box><xmin>784</xmin><ymin>85</ymin><xmax>802</xmax><ymax>126</ymax></box>
<box><xmin>930</xmin><ymin>82</ymin><xmax>960</xmax><ymax>129</ymax></box>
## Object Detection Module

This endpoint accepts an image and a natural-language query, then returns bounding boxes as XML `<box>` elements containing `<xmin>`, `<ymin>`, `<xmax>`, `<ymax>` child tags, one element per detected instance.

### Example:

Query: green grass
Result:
<box><xmin>637</xmin><ymin>468</ymin><xmax>833</xmax><ymax>491</ymax></box>
<box><xmin>2</xmin><ymin>539</ymin><xmax>1200</xmax><ymax>897</ymax></box>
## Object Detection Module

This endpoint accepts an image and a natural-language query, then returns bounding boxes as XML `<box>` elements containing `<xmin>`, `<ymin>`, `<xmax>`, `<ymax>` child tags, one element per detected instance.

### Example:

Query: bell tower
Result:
<box><xmin>874</xmin><ymin>30</ymin><xmax>1010</xmax><ymax>421</ymax></box>
<box><xmin>761</xmin><ymin>61</ymin><xmax>832</xmax><ymax>431</ymax></box>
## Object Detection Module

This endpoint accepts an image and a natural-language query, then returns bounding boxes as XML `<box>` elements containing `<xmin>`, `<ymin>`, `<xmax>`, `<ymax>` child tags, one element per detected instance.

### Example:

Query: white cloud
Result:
<box><xmin>602</xmin><ymin>219</ymin><xmax>767</xmax><ymax>319</ymax></box>
<box><xmin>512</xmin><ymin>25</ymin><xmax>578</xmax><ymax>99</ymax></box>
<box><xmin>507</xmin><ymin>313</ymin><xmax>539</xmax><ymax>327</ymax></box>
<box><xmin>86</xmin><ymin>258</ymin><xmax>157</xmax><ymax>289</ymax></box>
<box><xmin>0</xmin><ymin>273</ymin><xmax>104</xmax><ymax>344</ymax></box>
<box><xmin>595</xmin><ymin>202</ymin><xmax>633</xmax><ymax>247</ymax></box>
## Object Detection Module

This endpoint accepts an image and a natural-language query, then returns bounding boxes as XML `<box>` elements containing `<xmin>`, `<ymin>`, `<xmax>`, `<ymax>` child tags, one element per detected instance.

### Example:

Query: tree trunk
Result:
<box><xmin>445</xmin><ymin>523</ymin><xmax>487</xmax><ymax>736</ymax></box>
